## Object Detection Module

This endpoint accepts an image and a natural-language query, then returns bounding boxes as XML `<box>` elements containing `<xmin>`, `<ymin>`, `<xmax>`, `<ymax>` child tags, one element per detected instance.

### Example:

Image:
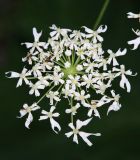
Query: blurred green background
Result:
<box><xmin>0</xmin><ymin>0</ymin><xmax>140</xmax><ymax>159</ymax></box>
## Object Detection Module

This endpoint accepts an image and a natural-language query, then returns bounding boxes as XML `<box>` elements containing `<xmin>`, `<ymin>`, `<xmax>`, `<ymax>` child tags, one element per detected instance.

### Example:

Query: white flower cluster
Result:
<box><xmin>127</xmin><ymin>12</ymin><xmax>140</xmax><ymax>50</ymax></box>
<box><xmin>6</xmin><ymin>24</ymin><xmax>136</xmax><ymax>146</ymax></box>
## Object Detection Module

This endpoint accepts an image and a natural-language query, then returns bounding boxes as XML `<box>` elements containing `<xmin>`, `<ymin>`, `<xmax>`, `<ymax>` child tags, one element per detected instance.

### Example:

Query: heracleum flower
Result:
<box><xmin>74</xmin><ymin>90</ymin><xmax>90</xmax><ymax>106</ymax></box>
<box><xmin>39</xmin><ymin>106</ymin><xmax>61</xmax><ymax>134</ymax></box>
<box><xmin>83</xmin><ymin>25</ymin><xmax>107</xmax><ymax>43</ymax></box>
<box><xmin>22</xmin><ymin>27</ymin><xmax>46</xmax><ymax>53</ymax></box>
<box><xmin>113</xmin><ymin>65</ymin><xmax>136</xmax><ymax>93</ymax></box>
<box><xmin>107</xmin><ymin>90</ymin><xmax>121</xmax><ymax>115</ymax></box>
<box><xmin>6</xmin><ymin>24</ymin><xmax>136</xmax><ymax>146</ymax></box>
<box><xmin>5</xmin><ymin>68</ymin><xmax>31</xmax><ymax>87</ymax></box>
<box><xmin>29</xmin><ymin>81</ymin><xmax>45</xmax><ymax>96</ymax></box>
<box><xmin>46</xmin><ymin>91</ymin><xmax>60</xmax><ymax>105</ymax></box>
<box><xmin>107</xmin><ymin>48</ymin><xmax>127</xmax><ymax>66</ymax></box>
<box><xmin>65</xmin><ymin>103</ymin><xmax>80</xmax><ymax>115</ymax></box>
<box><xmin>127</xmin><ymin>12</ymin><xmax>140</xmax><ymax>50</ymax></box>
<box><xmin>65</xmin><ymin>118</ymin><xmax>101</xmax><ymax>146</ymax></box>
<box><xmin>22</xmin><ymin>51</ymin><xmax>38</xmax><ymax>65</ymax></box>
<box><xmin>84</xmin><ymin>100</ymin><xmax>104</xmax><ymax>118</ymax></box>
<box><xmin>17</xmin><ymin>103</ymin><xmax>40</xmax><ymax>129</ymax></box>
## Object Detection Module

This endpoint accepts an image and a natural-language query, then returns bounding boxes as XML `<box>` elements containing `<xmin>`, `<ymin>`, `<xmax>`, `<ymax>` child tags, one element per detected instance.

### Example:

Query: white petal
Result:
<box><xmin>97</xmin><ymin>25</ymin><xmax>107</xmax><ymax>33</ymax></box>
<box><xmin>50</xmin><ymin>106</ymin><xmax>56</xmax><ymax>113</ymax></box>
<box><xmin>82</xmin><ymin>26</ymin><xmax>93</xmax><ymax>34</ymax></box>
<box><xmin>73</xmin><ymin>134</ymin><xmax>79</xmax><ymax>144</ymax></box>
<box><xmin>79</xmin><ymin>132</ymin><xmax>93</xmax><ymax>146</ymax></box>
<box><xmin>116</xmin><ymin>48</ymin><xmax>127</xmax><ymax>56</ymax></box>
<box><xmin>29</xmin><ymin>88</ymin><xmax>34</xmax><ymax>95</ymax></box>
<box><xmin>39</xmin><ymin>115</ymin><xmax>48</xmax><ymax>120</ymax></box>
<box><xmin>16</xmin><ymin>78</ymin><xmax>22</xmax><ymax>87</ymax></box>
<box><xmin>87</xmin><ymin>109</ymin><xmax>93</xmax><ymax>117</ymax></box>
<box><xmin>65</xmin><ymin>131</ymin><xmax>73</xmax><ymax>138</ymax></box>
<box><xmin>65</xmin><ymin>109</ymin><xmax>71</xmax><ymax>114</ymax></box>
<box><xmin>18</xmin><ymin>109</ymin><xmax>27</xmax><ymax>118</ymax></box>
<box><xmin>50</xmin><ymin>31</ymin><xmax>57</xmax><ymax>37</ymax></box>
<box><xmin>5</xmin><ymin>71</ymin><xmax>19</xmax><ymax>78</ymax></box>
<box><xmin>120</xmin><ymin>74</ymin><xmax>131</xmax><ymax>92</ymax></box>
<box><xmin>53</xmin><ymin>113</ymin><xmax>60</xmax><ymax>117</ymax></box>
<box><xmin>35</xmin><ymin>90</ymin><xmax>40</xmax><ymax>97</ymax></box>
<box><xmin>113</xmin><ymin>58</ymin><xmax>119</xmax><ymax>66</ymax></box>
<box><xmin>76</xmin><ymin>118</ymin><xmax>92</xmax><ymax>129</ymax></box>
<box><xmin>94</xmin><ymin>109</ymin><xmax>100</xmax><ymax>118</ymax></box>
<box><xmin>22</xmin><ymin>42</ymin><xmax>33</xmax><ymax>48</ymax></box>
<box><xmin>25</xmin><ymin>113</ymin><xmax>33</xmax><ymax>129</ymax></box>
<box><xmin>68</xmin><ymin>123</ymin><xmax>75</xmax><ymax>130</ymax></box>
<box><xmin>107</xmin><ymin>101</ymin><xmax>121</xmax><ymax>115</ymax></box>
<box><xmin>50</xmin><ymin>118</ymin><xmax>61</xmax><ymax>134</ymax></box>
<box><xmin>41</xmin><ymin>110</ymin><xmax>48</xmax><ymax>114</ymax></box>
<box><xmin>33</xmin><ymin>27</ymin><xmax>42</xmax><ymax>42</ymax></box>
<box><xmin>128</xmin><ymin>37</ymin><xmax>140</xmax><ymax>50</ymax></box>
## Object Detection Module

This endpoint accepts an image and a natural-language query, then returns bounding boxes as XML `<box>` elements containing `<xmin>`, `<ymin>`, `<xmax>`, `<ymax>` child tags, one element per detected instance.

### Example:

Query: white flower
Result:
<box><xmin>21</xmin><ymin>27</ymin><xmax>46</xmax><ymax>53</ymax></box>
<box><xmin>65</xmin><ymin>118</ymin><xmax>101</xmax><ymax>146</ymax></box>
<box><xmin>127</xmin><ymin>12</ymin><xmax>140</xmax><ymax>22</ymax></box>
<box><xmin>47</xmin><ymin>91</ymin><xmax>60</xmax><ymax>105</ymax></box>
<box><xmin>94</xmin><ymin>81</ymin><xmax>111</xmax><ymax>95</ymax></box>
<box><xmin>5</xmin><ymin>68</ymin><xmax>31</xmax><ymax>87</ymax></box>
<box><xmin>107</xmin><ymin>90</ymin><xmax>121</xmax><ymax>115</ymax></box>
<box><xmin>128</xmin><ymin>29</ymin><xmax>140</xmax><ymax>50</ymax></box>
<box><xmin>83</xmin><ymin>60</ymin><xmax>98</xmax><ymax>73</ymax></box>
<box><xmin>70</xmin><ymin>30</ymin><xmax>85</xmax><ymax>40</ymax></box>
<box><xmin>64</xmin><ymin>61</ymin><xmax>71</xmax><ymax>68</ymax></box>
<box><xmin>81</xmin><ymin>39</ymin><xmax>91</xmax><ymax>49</ymax></box>
<box><xmin>32</xmin><ymin>63</ymin><xmax>43</xmax><ymax>77</ymax></box>
<box><xmin>65</xmin><ymin>50</ymin><xmax>72</xmax><ymax>56</ymax></box>
<box><xmin>39</xmin><ymin>106</ymin><xmax>61</xmax><ymax>134</ymax></box>
<box><xmin>17</xmin><ymin>103</ymin><xmax>40</xmax><ymax>129</ymax></box>
<box><xmin>65</xmin><ymin>38</ymin><xmax>79</xmax><ymax>50</ymax></box>
<box><xmin>50</xmin><ymin>24</ymin><xmax>71</xmax><ymax>40</ymax></box>
<box><xmin>38</xmin><ymin>76</ymin><xmax>50</xmax><ymax>86</ymax></box>
<box><xmin>62</xmin><ymin>84</ymin><xmax>74</xmax><ymax>98</ymax></box>
<box><xmin>29</xmin><ymin>81</ymin><xmax>45</xmax><ymax>96</ymax></box>
<box><xmin>6</xmin><ymin>24</ymin><xmax>136</xmax><ymax>146</ymax></box>
<box><xmin>81</xmin><ymin>74</ymin><xmax>94</xmax><ymax>88</ymax></box>
<box><xmin>65</xmin><ymin>103</ymin><xmax>80</xmax><ymax>115</ymax></box>
<box><xmin>83</xmin><ymin>25</ymin><xmax>107</xmax><ymax>43</ymax></box>
<box><xmin>67</xmin><ymin>75</ymin><xmax>80</xmax><ymax>90</ymax></box>
<box><xmin>76</xmin><ymin>64</ymin><xmax>83</xmax><ymax>71</ymax></box>
<box><xmin>98</xmin><ymin>58</ymin><xmax>108</xmax><ymax>71</ymax></box>
<box><xmin>22</xmin><ymin>51</ymin><xmax>38</xmax><ymax>65</ymax></box>
<box><xmin>74</xmin><ymin>90</ymin><xmax>90</xmax><ymax>106</ymax></box>
<box><xmin>50</xmin><ymin>71</ymin><xmax>64</xmax><ymax>85</ymax></box>
<box><xmin>76</xmin><ymin>48</ymin><xmax>86</xmax><ymax>60</ymax></box>
<box><xmin>84</xmin><ymin>100</ymin><xmax>104</xmax><ymax>118</ymax></box>
<box><xmin>113</xmin><ymin>65</ymin><xmax>137</xmax><ymax>92</ymax></box>
<box><xmin>107</xmin><ymin>48</ymin><xmax>127</xmax><ymax>66</ymax></box>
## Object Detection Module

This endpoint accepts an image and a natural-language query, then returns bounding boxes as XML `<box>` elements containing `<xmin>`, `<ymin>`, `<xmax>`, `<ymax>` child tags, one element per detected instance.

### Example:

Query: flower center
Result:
<box><xmin>47</xmin><ymin>112</ymin><xmax>53</xmax><ymax>118</ymax></box>
<box><xmin>62</xmin><ymin>65</ymin><xmax>77</xmax><ymax>78</ymax></box>
<box><xmin>26</xmin><ymin>107</ymin><xmax>32</xmax><ymax>113</ymax></box>
<box><xmin>73</xmin><ymin>128</ymin><xmax>79</xmax><ymax>134</ymax></box>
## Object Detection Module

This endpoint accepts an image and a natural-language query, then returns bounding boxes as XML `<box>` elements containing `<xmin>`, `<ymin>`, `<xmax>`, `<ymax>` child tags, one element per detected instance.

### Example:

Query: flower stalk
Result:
<box><xmin>93</xmin><ymin>0</ymin><xmax>110</xmax><ymax>30</ymax></box>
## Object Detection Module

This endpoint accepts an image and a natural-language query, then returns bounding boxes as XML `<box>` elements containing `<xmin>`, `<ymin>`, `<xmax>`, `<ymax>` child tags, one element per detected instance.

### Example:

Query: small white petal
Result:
<box><xmin>65</xmin><ymin>131</ymin><xmax>73</xmax><ymax>138</ymax></box>
<box><xmin>73</xmin><ymin>134</ymin><xmax>79</xmax><ymax>144</ymax></box>
<box><xmin>50</xmin><ymin>118</ymin><xmax>61</xmax><ymax>134</ymax></box>
<box><xmin>5</xmin><ymin>71</ymin><xmax>19</xmax><ymax>78</ymax></box>
<box><xmin>79</xmin><ymin>132</ymin><xmax>93</xmax><ymax>146</ymax></box>
<box><xmin>25</xmin><ymin>112</ymin><xmax>33</xmax><ymax>129</ymax></box>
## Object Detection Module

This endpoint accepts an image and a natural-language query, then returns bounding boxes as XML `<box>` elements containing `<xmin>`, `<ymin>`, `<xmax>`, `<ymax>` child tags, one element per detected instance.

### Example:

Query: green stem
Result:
<box><xmin>36</xmin><ymin>82</ymin><xmax>54</xmax><ymax>104</ymax></box>
<box><xmin>70</xmin><ymin>97</ymin><xmax>74</xmax><ymax>123</ymax></box>
<box><xmin>93</xmin><ymin>0</ymin><xmax>110</xmax><ymax>30</ymax></box>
